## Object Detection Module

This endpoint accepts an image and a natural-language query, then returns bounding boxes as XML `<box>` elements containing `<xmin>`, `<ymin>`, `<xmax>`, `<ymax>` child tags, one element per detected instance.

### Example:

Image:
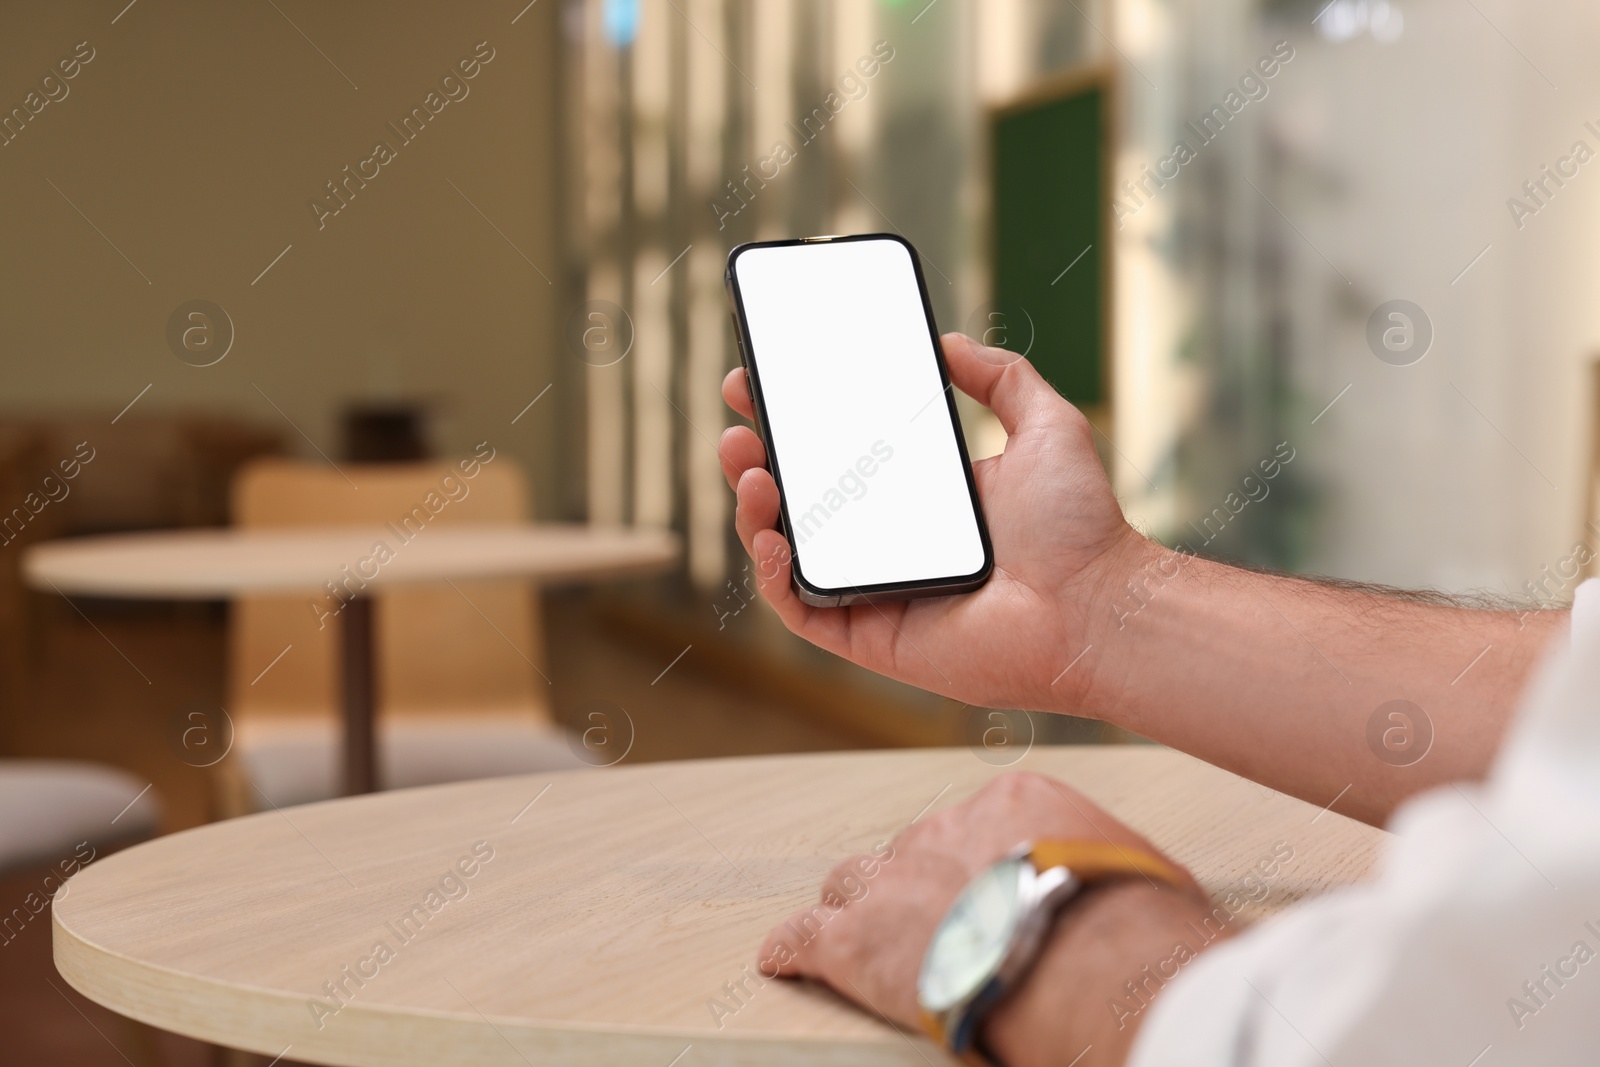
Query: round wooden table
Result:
<box><xmin>54</xmin><ymin>746</ymin><xmax>1384</xmax><ymax>1066</ymax></box>
<box><xmin>22</xmin><ymin>525</ymin><xmax>679</xmax><ymax>793</ymax></box>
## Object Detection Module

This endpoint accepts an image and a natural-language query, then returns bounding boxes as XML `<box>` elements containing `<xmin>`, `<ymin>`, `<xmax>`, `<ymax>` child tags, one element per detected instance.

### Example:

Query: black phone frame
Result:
<box><xmin>724</xmin><ymin>232</ymin><xmax>995</xmax><ymax>608</ymax></box>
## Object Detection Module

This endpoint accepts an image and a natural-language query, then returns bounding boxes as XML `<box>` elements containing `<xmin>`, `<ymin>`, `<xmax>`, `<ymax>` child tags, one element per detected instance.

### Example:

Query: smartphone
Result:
<box><xmin>725</xmin><ymin>233</ymin><xmax>992</xmax><ymax>607</ymax></box>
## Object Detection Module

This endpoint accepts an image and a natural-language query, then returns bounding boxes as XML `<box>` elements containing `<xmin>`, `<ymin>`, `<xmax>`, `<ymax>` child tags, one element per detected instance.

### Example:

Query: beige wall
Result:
<box><xmin>0</xmin><ymin>1</ymin><xmax>570</xmax><ymax>517</ymax></box>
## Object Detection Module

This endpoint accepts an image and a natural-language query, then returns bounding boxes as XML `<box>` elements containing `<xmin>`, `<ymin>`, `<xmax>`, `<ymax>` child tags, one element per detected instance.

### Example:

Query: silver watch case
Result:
<box><xmin>918</xmin><ymin>843</ymin><xmax>1085</xmax><ymax>1055</ymax></box>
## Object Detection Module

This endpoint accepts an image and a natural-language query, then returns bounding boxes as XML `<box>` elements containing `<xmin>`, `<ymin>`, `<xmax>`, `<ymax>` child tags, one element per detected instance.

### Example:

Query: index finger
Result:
<box><xmin>757</xmin><ymin>905</ymin><xmax>826</xmax><ymax>979</ymax></box>
<box><xmin>722</xmin><ymin>367</ymin><xmax>755</xmax><ymax>421</ymax></box>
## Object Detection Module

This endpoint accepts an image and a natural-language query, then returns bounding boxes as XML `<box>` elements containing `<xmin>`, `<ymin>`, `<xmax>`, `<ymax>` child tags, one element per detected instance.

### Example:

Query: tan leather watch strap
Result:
<box><xmin>919</xmin><ymin>1008</ymin><xmax>1002</xmax><ymax>1067</ymax></box>
<box><xmin>1026</xmin><ymin>839</ymin><xmax>1194</xmax><ymax>897</ymax></box>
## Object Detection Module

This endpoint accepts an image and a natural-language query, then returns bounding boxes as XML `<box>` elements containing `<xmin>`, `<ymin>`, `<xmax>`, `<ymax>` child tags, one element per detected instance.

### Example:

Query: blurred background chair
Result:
<box><xmin>0</xmin><ymin>759</ymin><xmax>164</xmax><ymax>1067</ymax></box>
<box><xmin>0</xmin><ymin>414</ymin><xmax>282</xmax><ymax>723</ymax></box>
<box><xmin>215</xmin><ymin>458</ymin><xmax>578</xmax><ymax>816</ymax></box>
<box><xmin>0</xmin><ymin>759</ymin><xmax>160</xmax><ymax>879</ymax></box>
<box><xmin>0</xmin><ymin>426</ymin><xmax>59</xmax><ymax>700</ymax></box>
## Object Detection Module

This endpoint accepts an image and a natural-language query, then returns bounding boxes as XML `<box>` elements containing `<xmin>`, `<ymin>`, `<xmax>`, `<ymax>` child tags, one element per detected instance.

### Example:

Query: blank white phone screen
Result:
<box><xmin>733</xmin><ymin>237</ymin><xmax>986</xmax><ymax>592</ymax></box>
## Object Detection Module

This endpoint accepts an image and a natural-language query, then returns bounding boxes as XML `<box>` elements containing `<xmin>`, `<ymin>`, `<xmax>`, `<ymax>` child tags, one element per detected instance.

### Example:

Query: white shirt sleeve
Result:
<box><xmin>1127</xmin><ymin>581</ymin><xmax>1600</xmax><ymax>1067</ymax></box>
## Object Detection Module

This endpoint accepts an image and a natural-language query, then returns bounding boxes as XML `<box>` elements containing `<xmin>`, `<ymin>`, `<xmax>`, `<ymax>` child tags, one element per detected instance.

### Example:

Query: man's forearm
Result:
<box><xmin>1060</xmin><ymin>535</ymin><xmax>1564</xmax><ymax>825</ymax></box>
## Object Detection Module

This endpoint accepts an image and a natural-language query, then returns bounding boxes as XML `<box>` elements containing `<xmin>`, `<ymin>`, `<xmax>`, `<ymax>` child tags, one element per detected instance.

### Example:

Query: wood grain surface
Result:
<box><xmin>23</xmin><ymin>525</ymin><xmax>678</xmax><ymax>599</ymax></box>
<box><xmin>54</xmin><ymin>746</ymin><xmax>1385</xmax><ymax>1066</ymax></box>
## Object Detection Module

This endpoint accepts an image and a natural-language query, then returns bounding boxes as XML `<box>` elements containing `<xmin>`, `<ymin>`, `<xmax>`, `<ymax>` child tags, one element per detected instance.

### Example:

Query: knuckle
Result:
<box><xmin>912</xmin><ymin>807</ymin><xmax>955</xmax><ymax>837</ymax></box>
<box><xmin>983</xmin><ymin>770</ymin><xmax>1055</xmax><ymax>803</ymax></box>
<box><xmin>1060</xmin><ymin>405</ymin><xmax>1096</xmax><ymax>447</ymax></box>
<box><xmin>825</xmin><ymin>854</ymin><xmax>865</xmax><ymax>885</ymax></box>
<box><xmin>981</xmin><ymin>770</ymin><xmax>1029</xmax><ymax>794</ymax></box>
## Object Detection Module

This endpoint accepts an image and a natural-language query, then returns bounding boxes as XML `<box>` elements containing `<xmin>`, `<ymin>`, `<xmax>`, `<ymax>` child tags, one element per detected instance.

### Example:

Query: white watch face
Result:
<box><xmin>918</xmin><ymin>857</ymin><xmax>1025</xmax><ymax>1012</ymax></box>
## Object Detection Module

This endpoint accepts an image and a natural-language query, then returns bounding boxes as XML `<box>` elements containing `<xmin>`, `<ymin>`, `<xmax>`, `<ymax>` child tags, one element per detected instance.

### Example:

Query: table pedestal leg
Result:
<box><xmin>340</xmin><ymin>596</ymin><xmax>376</xmax><ymax>796</ymax></box>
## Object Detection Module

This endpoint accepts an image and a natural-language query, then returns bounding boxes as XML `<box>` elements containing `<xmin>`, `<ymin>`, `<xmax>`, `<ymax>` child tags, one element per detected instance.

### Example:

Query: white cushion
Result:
<box><xmin>235</xmin><ymin>716</ymin><xmax>584</xmax><ymax>810</ymax></box>
<box><xmin>0</xmin><ymin>760</ymin><xmax>161</xmax><ymax>874</ymax></box>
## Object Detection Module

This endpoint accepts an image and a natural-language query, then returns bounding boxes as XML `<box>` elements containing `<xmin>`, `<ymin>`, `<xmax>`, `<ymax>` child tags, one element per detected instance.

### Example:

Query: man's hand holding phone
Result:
<box><xmin>720</xmin><ymin>331</ymin><xmax>1141</xmax><ymax>715</ymax></box>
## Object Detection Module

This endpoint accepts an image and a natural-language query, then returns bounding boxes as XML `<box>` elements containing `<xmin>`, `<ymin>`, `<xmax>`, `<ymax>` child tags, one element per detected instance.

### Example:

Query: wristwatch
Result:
<box><xmin>916</xmin><ymin>839</ymin><xmax>1193</xmax><ymax>1066</ymax></box>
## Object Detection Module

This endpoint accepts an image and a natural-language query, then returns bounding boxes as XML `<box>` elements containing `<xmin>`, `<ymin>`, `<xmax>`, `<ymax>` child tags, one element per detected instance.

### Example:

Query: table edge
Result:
<box><xmin>52</xmin><ymin>908</ymin><xmax>927</xmax><ymax>1066</ymax></box>
<box><xmin>21</xmin><ymin>525</ymin><xmax>681</xmax><ymax>599</ymax></box>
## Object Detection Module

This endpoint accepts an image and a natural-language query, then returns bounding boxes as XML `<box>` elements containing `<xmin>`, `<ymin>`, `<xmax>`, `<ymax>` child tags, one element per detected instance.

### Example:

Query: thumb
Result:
<box><xmin>939</xmin><ymin>332</ymin><xmax>1065</xmax><ymax>437</ymax></box>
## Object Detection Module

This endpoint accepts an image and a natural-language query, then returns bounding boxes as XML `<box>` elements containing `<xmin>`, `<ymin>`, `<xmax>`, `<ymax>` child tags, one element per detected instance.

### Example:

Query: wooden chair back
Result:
<box><xmin>0</xmin><ymin>428</ymin><xmax>58</xmax><ymax>719</ymax></box>
<box><xmin>227</xmin><ymin>458</ymin><xmax>550</xmax><ymax>725</ymax></box>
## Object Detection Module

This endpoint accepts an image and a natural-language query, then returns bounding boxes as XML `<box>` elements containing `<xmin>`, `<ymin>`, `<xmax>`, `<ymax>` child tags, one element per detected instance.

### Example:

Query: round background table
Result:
<box><xmin>54</xmin><ymin>746</ymin><xmax>1385</xmax><ymax>1066</ymax></box>
<box><xmin>23</xmin><ymin>525</ymin><xmax>679</xmax><ymax>793</ymax></box>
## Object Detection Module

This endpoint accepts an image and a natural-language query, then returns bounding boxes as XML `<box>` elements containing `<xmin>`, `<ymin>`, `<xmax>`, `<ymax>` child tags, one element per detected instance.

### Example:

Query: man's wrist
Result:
<box><xmin>982</xmin><ymin>881</ymin><xmax>1231</xmax><ymax>1067</ymax></box>
<box><xmin>1050</xmin><ymin>529</ymin><xmax>1171</xmax><ymax>718</ymax></box>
